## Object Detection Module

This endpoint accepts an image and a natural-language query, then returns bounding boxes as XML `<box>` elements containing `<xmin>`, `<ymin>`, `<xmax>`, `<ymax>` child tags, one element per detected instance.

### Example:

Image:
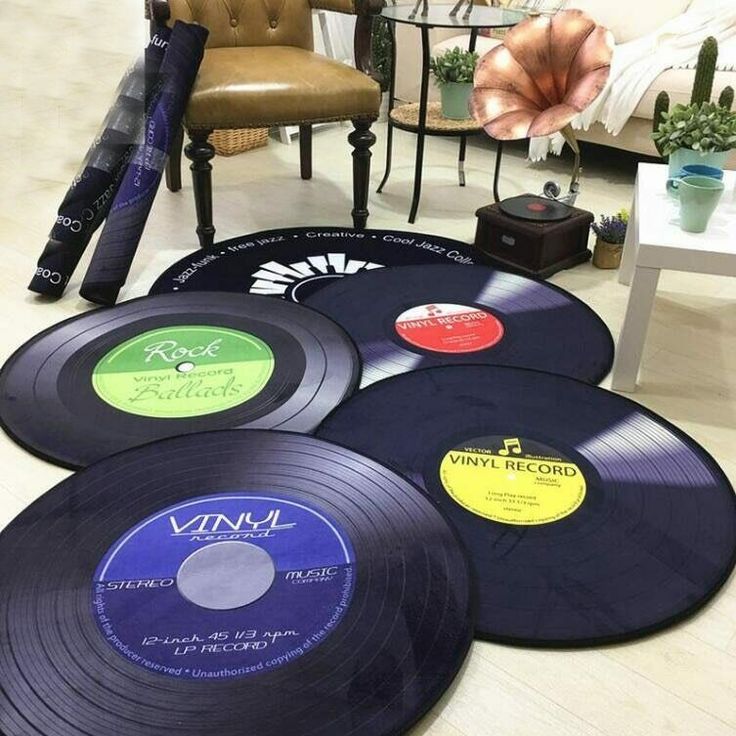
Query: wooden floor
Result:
<box><xmin>1</xmin><ymin>1</ymin><xmax>734</xmax><ymax>734</ymax></box>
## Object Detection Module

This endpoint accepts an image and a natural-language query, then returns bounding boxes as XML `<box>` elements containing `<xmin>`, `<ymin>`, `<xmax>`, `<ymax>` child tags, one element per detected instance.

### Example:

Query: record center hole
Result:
<box><xmin>176</xmin><ymin>361</ymin><xmax>196</xmax><ymax>373</ymax></box>
<box><xmin>176</xmin><ymin>541</ymin><xmax>276</xmax><ymax>611</ymax></box>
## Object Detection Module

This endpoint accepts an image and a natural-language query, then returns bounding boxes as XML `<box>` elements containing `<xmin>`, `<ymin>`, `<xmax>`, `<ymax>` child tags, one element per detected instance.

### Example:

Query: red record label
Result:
<box><xmin>394</xmin><ymin>303</ymin><xmax>504</xmax><ymax>354</ymax></box>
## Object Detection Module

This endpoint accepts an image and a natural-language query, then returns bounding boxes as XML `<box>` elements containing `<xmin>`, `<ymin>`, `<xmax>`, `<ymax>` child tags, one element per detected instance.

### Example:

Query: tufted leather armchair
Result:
<box><xmin>147</xmin><ymin>0</ymin><xmax>383</xmax><ymax>248</ymax></box>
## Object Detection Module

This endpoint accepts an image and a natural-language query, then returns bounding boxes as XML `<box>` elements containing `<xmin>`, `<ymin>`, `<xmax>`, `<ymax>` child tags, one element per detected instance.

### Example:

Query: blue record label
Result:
<box><xmin>92</xmin><ymin>492</ymin><xmax>355</xmax><ymax>680</ymax></box>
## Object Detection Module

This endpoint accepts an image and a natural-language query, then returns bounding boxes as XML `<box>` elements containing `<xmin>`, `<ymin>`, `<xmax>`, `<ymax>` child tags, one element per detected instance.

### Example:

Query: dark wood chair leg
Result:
<box><xmin>349</xmin><ymin>119</ymin><xmax>376</xmax><ymax>230</ymax></box>
<box><xmin>299</xmin><ymin>125</ymin><xmax>313</xmax><ymax>180</ymax></box>
<box><xmin>184</xmin><ymin>130</ymin><xmax>216</xmax><ymax>249</ymax></box>
<box><xmin>165</xmin><ymin>125</ymin><xmax>184</xmax><ymax>192</ymax></box>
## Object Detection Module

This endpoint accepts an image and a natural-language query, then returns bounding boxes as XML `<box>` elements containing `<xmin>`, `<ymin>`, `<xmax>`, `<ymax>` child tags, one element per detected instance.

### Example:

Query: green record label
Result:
<box><xmin>92</xmin><ymin>326</ymin><xmax>275</xmax><ymax>418</ymax></box>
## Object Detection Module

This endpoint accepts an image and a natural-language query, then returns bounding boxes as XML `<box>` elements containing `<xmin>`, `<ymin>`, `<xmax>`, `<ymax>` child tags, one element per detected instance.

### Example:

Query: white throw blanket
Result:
<box><xmin>530</xmin><ymin>0</ymin><xmax>736</xmax><ymax>160</ymax></box>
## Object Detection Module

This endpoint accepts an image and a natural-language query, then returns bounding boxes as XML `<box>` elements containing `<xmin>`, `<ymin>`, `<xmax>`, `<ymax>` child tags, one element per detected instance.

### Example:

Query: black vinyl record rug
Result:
<box><xmin>149</xmin><ymin>226</ymin><xmax>487</xmax><ymax>302</ymax></box>
<box><xmin>316</xmin><ymin>366</ymin><xmax>736</xmax><ymax>647</ymax></box>
<box><xmin>0</xmin><ymin>431</ymin><xmax>473</xmax><ymax>736</ymax></box>
<box><xmin>0</xmin><ymin>292</ymin><xmax>358</xmax><ymax>468</ymax></box>
<box><xmin>304</xmin><ymin>264</ymin><xmax>614</xmax><ymax>387</ymax></box>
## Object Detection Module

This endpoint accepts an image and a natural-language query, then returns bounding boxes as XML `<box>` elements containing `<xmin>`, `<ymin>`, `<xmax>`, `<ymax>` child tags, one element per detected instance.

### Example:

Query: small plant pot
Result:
<box><xmin>440</xmin><ymin>82</ymin><xmax>473</xmax><ymax>120</ymax></box>
<box><xmin>592</xmin><ymin>238</ymin><xmax>623</xmax><ymax>269</ymax></box>
<box><xmin>668</xmin><ymin>148</ymin><xmax>730</xmax><ymax>176</ymax></box>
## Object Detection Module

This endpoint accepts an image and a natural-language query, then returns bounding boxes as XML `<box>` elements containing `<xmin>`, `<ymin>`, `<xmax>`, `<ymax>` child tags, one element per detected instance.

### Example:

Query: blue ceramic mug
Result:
<box><xmin>667</xmin><ymin>164</ymin><xmax>724</xmax><ymax>197</ymax></box>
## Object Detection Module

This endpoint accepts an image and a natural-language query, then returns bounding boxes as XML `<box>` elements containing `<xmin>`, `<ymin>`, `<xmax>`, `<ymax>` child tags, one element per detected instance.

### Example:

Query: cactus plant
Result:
<box><xmin>720</xmin><ymin>86</ymin><xmax>734</xmax><ymax>111</ymax></box>
<box><xmin>653</xmin><ymin>36</ymin><xmax>734</xmax><ymax>157</ymax></box>
<box><xmin>690</xmin><ymin>36</ymin><xmax>718</xmax><ymax>105</ymax></box>
<box><xmin>652</xmin><ymin>91</ymin><xmax>670</xmax><ymax>155</ymax></box>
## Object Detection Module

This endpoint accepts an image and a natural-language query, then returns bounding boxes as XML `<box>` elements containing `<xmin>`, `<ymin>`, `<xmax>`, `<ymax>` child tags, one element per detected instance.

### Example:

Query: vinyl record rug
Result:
<box><xmin>149</xmin><ymin>226</ymin><xmax>487</xmax><ymax>302</ymax></box>
<box><xmin>0</xmin><ymin>292</ymin><xmax>359</xmax><ymax>468</ymax></box>
<box><xmin>316</xmin><ymin>366</ymin><xmax>736</xmax><ymax>646</ymax></box>
<box><xmin>0</xmin><ymin>431</ymin><xmax>474</xmax><ymax>736</ymax></box>
<box><xmin>304</xmin><ymin>264</ymin><xmax>614</xmax><ymax>386</ymax></box>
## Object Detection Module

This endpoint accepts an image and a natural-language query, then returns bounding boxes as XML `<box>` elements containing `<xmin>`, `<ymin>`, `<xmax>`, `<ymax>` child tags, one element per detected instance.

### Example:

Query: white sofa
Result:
<box><xmin>394</xmin><ymin>0</ymin><xmax>736</xmax><ymax>166</ymax></box>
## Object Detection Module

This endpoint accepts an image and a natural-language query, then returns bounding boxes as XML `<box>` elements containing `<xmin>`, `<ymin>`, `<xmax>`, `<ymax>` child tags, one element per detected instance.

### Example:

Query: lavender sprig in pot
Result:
<box><xmin>591</xmin><ymin>210</ymin><xmax>628</xmax><ymax>269</ymax></box>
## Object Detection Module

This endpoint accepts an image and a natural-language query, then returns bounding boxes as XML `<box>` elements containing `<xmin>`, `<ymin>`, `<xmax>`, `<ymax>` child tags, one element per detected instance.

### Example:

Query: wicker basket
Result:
<box><xmin>209</xmin><ymin>128</ymin><xmax>269</xmax><ymax>157</ymax></box>
<box><xmin>592</xmin><ymin>237</ymin><xmax>623</xmax><ymax>269</ymax></box>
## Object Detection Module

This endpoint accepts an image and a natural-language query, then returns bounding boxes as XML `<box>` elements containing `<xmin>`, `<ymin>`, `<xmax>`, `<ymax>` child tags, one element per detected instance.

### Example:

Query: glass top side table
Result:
<box><xmin>377</xmin><ymin>3</ymin><xmax>526</xmax><ymax>223</ymax></box>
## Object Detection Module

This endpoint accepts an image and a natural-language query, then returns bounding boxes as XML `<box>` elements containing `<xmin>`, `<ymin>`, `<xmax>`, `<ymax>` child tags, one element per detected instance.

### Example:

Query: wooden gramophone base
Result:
<box><xmin>474</xmin><ymin>200</ymin><xmax>594</xmax><ymax>279</ymax></box>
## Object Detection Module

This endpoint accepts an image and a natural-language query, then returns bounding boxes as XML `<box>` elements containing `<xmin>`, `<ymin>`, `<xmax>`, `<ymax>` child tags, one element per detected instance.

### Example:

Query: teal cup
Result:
<box><xmin>674</xmin><ymin>175</ymin><xmax>724</xmax><ymax>233</ymax></box>
<box><xmin>667</xmin><ymin>164</ymin><xmax>724</xmax><ymax>197</ymax></box>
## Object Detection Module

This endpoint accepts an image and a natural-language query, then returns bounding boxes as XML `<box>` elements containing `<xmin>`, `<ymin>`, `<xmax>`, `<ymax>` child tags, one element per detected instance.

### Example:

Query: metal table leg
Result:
<box><xmin>457</xmin><ymin>29</ymin><xmax>479</xmax><ymax>188</ymax></box>
<box><xmin>493</xmin><ymin>139</ymin><xmax>504</xmax><ymax>203</ymax></box>
<box><xmin>408</xmin><ymin>26</ymin><xmax>431</xmax><ymax>224</ymax></box>
<box><xmin>458</xmin><ymin>139</ymin><xmax>467</xmax><ymax>187</ymax></box>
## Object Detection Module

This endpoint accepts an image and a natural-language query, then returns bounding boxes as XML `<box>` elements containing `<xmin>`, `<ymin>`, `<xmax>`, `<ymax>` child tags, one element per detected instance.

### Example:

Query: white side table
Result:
<box><xmin>612</xmin><ymin>163</ymin><xmax>736</xmax><ymax>392</ymax></box>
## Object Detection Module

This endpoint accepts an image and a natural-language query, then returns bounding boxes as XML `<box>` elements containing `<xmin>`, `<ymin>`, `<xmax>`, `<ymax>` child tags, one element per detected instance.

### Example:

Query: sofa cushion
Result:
<box><xmin>566</xmin><ymin>0</ymin><xmax>692</xmax><ymax>43</ymax></box>
<box><xmin>633</xmin><ymin>67</ymin><xmax>736</xmax><ymax>120</ymax></box>
<box><xmin>439</xmin><ymin>1</ymin><xmax>693</xmax><ymax>49</ymax></box>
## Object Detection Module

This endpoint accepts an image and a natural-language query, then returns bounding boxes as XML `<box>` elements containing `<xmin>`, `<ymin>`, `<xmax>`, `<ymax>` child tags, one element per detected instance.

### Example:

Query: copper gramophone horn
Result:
<box><xmin>470</xmin><ymin>9</ymin><xmax>614</xmax><ymax>206</ymax></box>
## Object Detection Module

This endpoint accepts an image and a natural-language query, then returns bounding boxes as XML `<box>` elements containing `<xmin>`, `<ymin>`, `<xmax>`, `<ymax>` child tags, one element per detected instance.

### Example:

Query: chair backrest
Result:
<box><xmin>167</xmin><ymin>0</ymin><xmax>314</xmax><ymax>50</ymax></box>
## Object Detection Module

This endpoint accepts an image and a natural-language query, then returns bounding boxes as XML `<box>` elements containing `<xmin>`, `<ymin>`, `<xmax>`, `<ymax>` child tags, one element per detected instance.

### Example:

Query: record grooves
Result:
<box><xmin>304</xmin><ymin>264</ymin><xmax>614</xmax><ymax>386</ymax></box>
<box><xmin>0</xmin><ymin>431</ymin><xmax>474</xmax><ymax>736</ymax></box>
<box><xmin>316</xmin><ymin>366</ymin><xmax>736</xmax><ymax>646</ymax></box>
<box><xmin>0</xmin><ymin>292</ymin><xmax>359</xmax><ymax>468</ymax></box>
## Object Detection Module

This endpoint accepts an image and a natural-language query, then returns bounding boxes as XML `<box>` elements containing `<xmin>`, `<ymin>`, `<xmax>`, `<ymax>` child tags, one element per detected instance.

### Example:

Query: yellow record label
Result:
<box><xmin>439</xmin><ymin>436</ymin><xmax>586</xmax><ymax>525</ymax></box>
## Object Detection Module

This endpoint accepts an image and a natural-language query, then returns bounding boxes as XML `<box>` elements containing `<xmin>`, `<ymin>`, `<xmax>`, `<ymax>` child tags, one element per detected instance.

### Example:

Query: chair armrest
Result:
<box><xmin>357</xmin><ymin>0</ymin><xmax>385</xmax><ymax>77</ymax></box>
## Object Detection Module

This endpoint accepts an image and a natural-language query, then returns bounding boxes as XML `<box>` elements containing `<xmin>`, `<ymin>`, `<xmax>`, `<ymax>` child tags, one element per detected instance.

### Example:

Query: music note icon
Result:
<box><xmin>498</xmin><ymin>438</ymin><xmax>522</xmax><ymax>456</ymax></box>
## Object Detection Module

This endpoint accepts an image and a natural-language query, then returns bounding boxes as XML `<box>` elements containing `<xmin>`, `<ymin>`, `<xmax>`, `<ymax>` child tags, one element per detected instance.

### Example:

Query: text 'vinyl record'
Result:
<box><xmin>149</xmin><ymin>227</ymin><xmax>486</xmax><ymax>302</ymax></box>
<box><xmin>304</xmin><ymin>264</ymin><xmax>613</xmax><ymax>386</ymax></box>
<box><xmin>0</xmin><ymin>431</ymin><xmax>473</xmax><ymax>736</ymax></box>
<box><xmin>0</xmin><ymin>292</ymin><xmax>358</xmax><ymax>468</ymax></box>
<box><xmin>316</xmin><ymin>366</ymin><xmax>736</xmax><ymax>646</ymax></box>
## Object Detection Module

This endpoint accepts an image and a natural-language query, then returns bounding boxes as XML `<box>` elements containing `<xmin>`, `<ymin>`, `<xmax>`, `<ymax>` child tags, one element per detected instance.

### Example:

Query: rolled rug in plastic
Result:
<box><xmin>28</xmin><ymin>26</ymin><xmax>171</xmax><ymax>299</ymax></box>
<box><xmin>80</xmin><ymin>21</ymin><xmax>208</xmax><ymax>307</ymax></box>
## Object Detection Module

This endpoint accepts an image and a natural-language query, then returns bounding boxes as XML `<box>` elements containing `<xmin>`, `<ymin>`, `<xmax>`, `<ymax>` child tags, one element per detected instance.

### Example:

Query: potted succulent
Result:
<box><xmin>652</xmin><ymin>37</ymin><xmax>735</xmax><ymax>174</ymax></box>
<box><xmin>430</xmin><ymin>47</ymin><xmax>479</xmax><ymax>120</ymax></box>
<box><xmin>652</xmin><ymin>102</ymin><xmax>736</xmax><ymax>175</ymax></box>
<box><xmin>591</xmin><ymin>210</ymin><xmax>628</xmax><ymax>269</ymax></box>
